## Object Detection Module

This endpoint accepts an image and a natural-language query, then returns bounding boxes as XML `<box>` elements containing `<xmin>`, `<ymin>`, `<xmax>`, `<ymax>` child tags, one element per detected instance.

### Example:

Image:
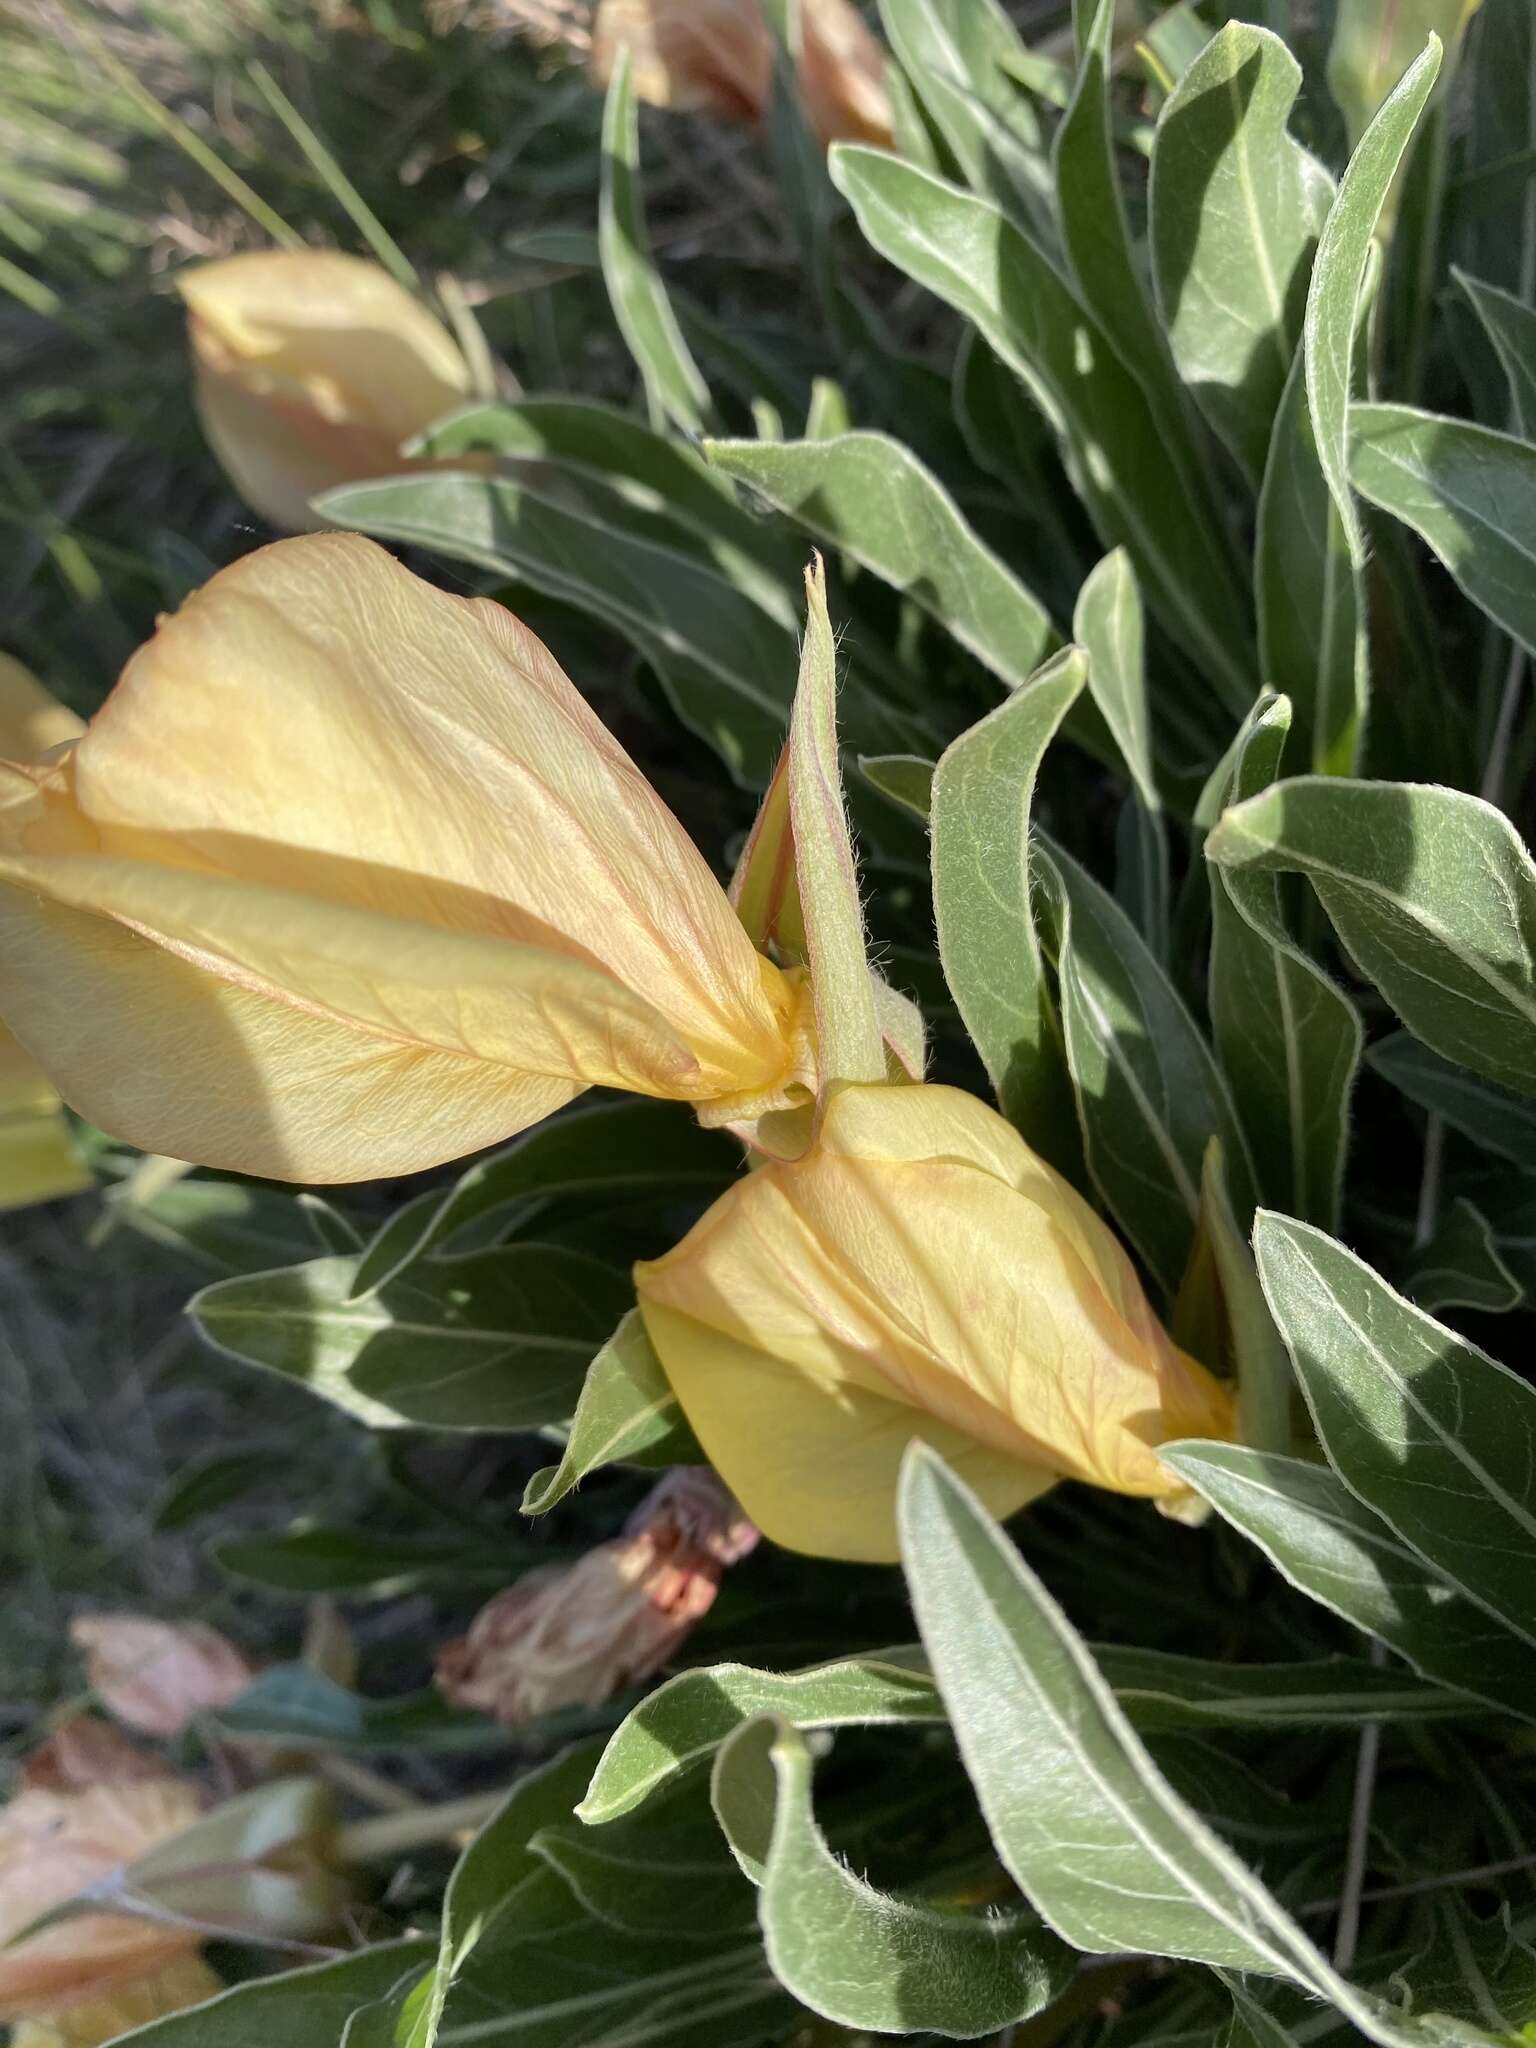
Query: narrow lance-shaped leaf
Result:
<box><xmin>877</xmin><ymin>0</ymin><xmax>1055</xmax><ymax>234</ymax></box>
<box><xmin>1456</xmin><ymin>268</ymin><xmax>1536</xmax><ymax>435</ymax></box>
<box><xmin>1206</xmin><ymin>698</ymin><xmax>1361</xmax><ymax>1229</ymax></box>
<box><xmin>1151</xmin><ymin>22</ymin><xmax>1331</xmax><ymax>483</ymax></box>
<box><xmin>1165</xmin><ymin>1440</ymin><xmax>1536</xmax><ymax>1725</ymax></box>
<box><xmin>1057</xmin><ymin>0</ymin><xmax>1194</xmax><ymax>451</ymax></box>
<box><xmin>191</xmin><ymin>1248</ymin><xmax>628</xmax><ymax>1433</ymax></box>
<box><xmin>1197</xmin><ymin>1139</ymin><xmax>1293</xmax><ymax>1455</ymax></box>
<box><xmin>1207</xmin><ymin>776</ymin><xmax>1536</xmax><ymax>1098</ymax></box>
<box><xmin>1255</xmin><ymin>320</ymin><xmax>1362</xmax><ymax>775</ymax></box>
<box><xmin>1368</xmin><ymin>1031</ymin><xmax>1536</xmax><ymax>1170</ymax></box>
<box><xmin>792</xmin><ymin>555</ymin><xmax>885</xmax><ymax>1089</ymax></box>
<box><xmin>101</xmin><ymin>1943</ymin><xmax>435</xmax><ymax>2048</ymax></box>
<box><xmin>930</xmin><ymin>649</ymin><xmax>1085</xmax><ymax>1170</ymax></box>
<box><xmin>1299</xmin><ymin>37</ymin><xmax>1440</xmax><ymax>767</ymax></box>
<box><xmin>579</xmin><ymin>1643</ymin><xmax>1466</xmax><ymax>1826</ymax></box>
<box><xmin>599</xmin><ymin>51</ymin><xmax>714</xmax><ymax>436</ymax></box>
<box><xmin>1254</xmin><ymin>1211</ymin><xmax>1536</xmax><ymax>1653</ymax></box>
<box><xmin>1408</xmin><ymin>1196</ymin><xmax>1523</xmax><ymax>1315</ymax></box>
<box><xmin>829</xmin><ymin>146</ymin><xmax>1255</xmax><ymax>712</ymax></box>
<box><xmin>1036</xmin><ymin>836</ymin><xmax>1257</xmax><ymax>1295</ymax></box>
<box><xmin>1349</xmin><ymin>402</ymin><xmax>1536</xmax><ymax>660</ymax></box>
<box><xmin>1306</xmin><ymin>38</ymin><xmax>1441</xmax><ymax>559</ymax></box>
<box><xmin>711</xmin><ymin>1716</ymin><xmax>1073</xmax><ymax>2039</ymax></box>
<box><xmin>1327</xmin><ymin>0</ymin><xmax>1478</xmax><ymax>147</ymax></box>
<box><xmin>896</xmin><ymin>1445</ymin><xmax>1426</xmax><ymax>2046</ymax></box>
<box><xmin>1073</xmin><ymin>549</ymin><xmax>1169</xmax><ymax>960</ymax></box>
<box><xmin>521</xmin><ymin>1308</ymin><xmax>701</xmax><ymax>1516</ymax></box>
<box><xmin>705</xmin><ymin>432</ymin><xmax>1057</xmax><ymax>689</ymax></box>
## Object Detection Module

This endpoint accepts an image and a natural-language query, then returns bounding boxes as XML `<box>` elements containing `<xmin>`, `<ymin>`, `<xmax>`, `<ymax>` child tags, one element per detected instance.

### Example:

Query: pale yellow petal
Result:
<box><xmin>177</xmin><ymin>251</ymin><xmax>471</xmax><ymax>432</ymax></box>
<box><xmin>0</xmin><ymin>883</ymin><xmax>578</xmax><ymax>1181</ymax></box>
<box><xmin>71</xmin><ymin>534</ymin><xmax>793</xmax><ymax>1094</ymax></box>
<box><xmin>0</xmin><ymin>1025</ymin><xmax>91</xmax><ymax>1209</ymax></box>
<box><xmin>0</xmin><ymin>654</ymin><xmax>84</xmax><ymax>759</ymax></box>
<box><xmin>9</xmin><ymin>1958</ymin><xmax>223</xmax><ymax>2048</ymax></box>
<box><xmin>639</xmin><ymin>1299</ymin><xmax>1052</xmax><ymax>1562</ymax></box>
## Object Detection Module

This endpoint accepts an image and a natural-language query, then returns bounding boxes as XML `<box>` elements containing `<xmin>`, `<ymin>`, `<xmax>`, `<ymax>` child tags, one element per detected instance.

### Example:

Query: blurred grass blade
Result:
<box><xmin>600</xmin><ymin>50</ymin><xmax>714</xmax><ymax>436</ymax></box>
<box><xmin>247</xmin><ymin>63</ymin><xmax>417</xmax><ymax>293</ymax></box>
<box><xmin>1254</xmin><ymin>1211</ymin><xmax>1536</xmax><ymax>1651</ymax></box>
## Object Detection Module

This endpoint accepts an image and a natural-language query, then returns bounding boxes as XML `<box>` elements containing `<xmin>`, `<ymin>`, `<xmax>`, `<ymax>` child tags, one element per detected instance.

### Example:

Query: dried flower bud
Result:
<box><xmin>436</xmin><ymin>1471</ymin><xmax>757</xmax><ymax>1726</ymax></box>
<box><xmin>70</xmin><ymin>1615</ymin><xmax>255</xmax><ymax>1739</ymax></box>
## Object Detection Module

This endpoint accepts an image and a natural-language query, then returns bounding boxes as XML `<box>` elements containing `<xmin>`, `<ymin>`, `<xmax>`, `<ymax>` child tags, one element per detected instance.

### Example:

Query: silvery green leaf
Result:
<box><xmin>191</xmin><ymin>1247</ymin><xmax>626</xmax><ymax>1432</ymax></box>
<box><xmin>351</xmin><ymin>1099</ymin><xmax>733</xmax><ymax>1297</ymax></box>
<box><xmin>111</xmin><ymin>1943</ymin><xmax>435</xmax><ymax>2047</ymax></box>
<box><xmin>896</xmin><ymin>1445</ymin><xmax>1426</xmax><ymax>2043</ymax></box>
<box><xmin>1164</xmin><ymin>1441</ymin><xmax>1536</xmax><ymax>1722</ymax></box>
<box><xmin>522</xmin><ymin>1308</ymin><xmax>700</xmax><ymax>1516</ymax></box>
<box><xmin>1349</xmin><ymin>403</ymin><xmax>1536</xmax><ymax>658</ymax></box>
<box><xmin>579</xmin><ymin>1651</ymin><xmax>942</xmax><ymax>1825</ymax></box>
<box><xmin>1150</xmin><ymin>22</ymin><xmax>1330</xmax><ymax>482</ymax></box>
<box><xmin>877</xmin><ymin>0</ymin><xmax>1055</xmax><ymax>233</ymax></box>
<box><xmin>711</xmin><ymin>1716</ymin><xmax>1074</xmax><ymax>2038</ymax></box>
<box><xmin>1456</xmin><ymin>269</ymin><xmax>1536</xmax><ymax>434</ymax></box>
<box><xmin>1369</xmin><ymin>1033</ymin><xmax>1536</xmax><ymax>1169</ymax></box>
<box><xmin>1074</xmin><ymin>550</ymin><xmax>1169</xmax><ymax>957</ymax></box>
<box><xmin>1254</xmin><ymin>1212</ymin><xmax>1536</xmax><ymax>1653</ymax></box>
<box><xmin>1206</xmin><ymin>699</ymin><xmax>1361</xmax><ymax>1230</ymax></box>
<box><xmin>705</xmin><ymin>432</ymin><xmax>1056</xmax><ymax>688</ymax></box>
<box><xmin>931</xmin><ymin>649</ymin><xmax>1085</xmax><ymax>1168</ymax></box>
<box><xmin>1207</xmin><ymin>777</ymin><xmax>1536</xmax><ymax>1098</ymax></box>
<box><xmin>830</xmin><ymin>145</ymin><xmax>1254</xmax><ymax>711</ymax></box>
<box><xmin>1037</xmin><ymin>837</ymin><xmax>1257</xmax><ymax>1294</ymax></box>
<box><xmin>1408</xmin><ymin>1197</ymin><xmax>1524</xmax><ymax>1315</ymax></box>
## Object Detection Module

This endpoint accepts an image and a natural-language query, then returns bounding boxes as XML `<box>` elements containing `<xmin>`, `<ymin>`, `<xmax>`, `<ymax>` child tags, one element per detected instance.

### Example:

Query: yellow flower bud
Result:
<box><xmin>635</xmin><ymin>1083</ymin><xmax>1236</xmax><ymax>1563</ymax></box>
<box><xmin>177</xmin><ymin>251</ymin><xmax>475</xmax><ymax>532</ymax></box>
<box><xmin>0</xmin><ymin>533</ymin><xmax>812</xmax><ymax>1181</ymax></box>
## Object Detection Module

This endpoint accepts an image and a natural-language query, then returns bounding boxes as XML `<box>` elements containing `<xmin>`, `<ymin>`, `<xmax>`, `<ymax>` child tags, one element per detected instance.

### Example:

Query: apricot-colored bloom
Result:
<box><xmin>436</xmin><ymin>1471</ymin><xmax>757</xmax><ymax>1724</ymax></box>
<box><xmin>71</xmin><ymin>1615</ymin><xmax>255</xmax><ymax>1739</ymax></box>
<box><xmin>178</xmin><ymin>250</ymin><xmax>475</xmax><ymax>532</ymax></box>
<box><xmin>636</xmin><ymin>1084</ymin><xmax>1236</xmax><ymax>1563</ymax></box>
<box><xmin>0</xmin><ymin>1722</ymin><xmax>206</xmax><ymax>2022</ymax></box>
<box><xmin>590</xmin><ymin>0</ymin><xmax>892</xmax><ymax>148</ymax></box>
<box><xmin>0</xmin><ymin>657</ymin><xmax>90</xmax><ymax>1211</ymax></box>
<box><xmin>0</xmin><ymin>534</ymin><xmax>813</xmax><ymax>1180</ymax></box>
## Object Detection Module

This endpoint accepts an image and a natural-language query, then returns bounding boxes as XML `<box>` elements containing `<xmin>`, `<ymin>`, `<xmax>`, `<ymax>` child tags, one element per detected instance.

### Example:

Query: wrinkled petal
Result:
<box><xmin>637</xmin><ymin>1083</ymin><xmax>1234</xmax><ymax>1562</ymax></box>
<box><xmin>0</xmin><ymin>536</ymin><xmax>805</xmax><ymax>1179</ymax></box>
